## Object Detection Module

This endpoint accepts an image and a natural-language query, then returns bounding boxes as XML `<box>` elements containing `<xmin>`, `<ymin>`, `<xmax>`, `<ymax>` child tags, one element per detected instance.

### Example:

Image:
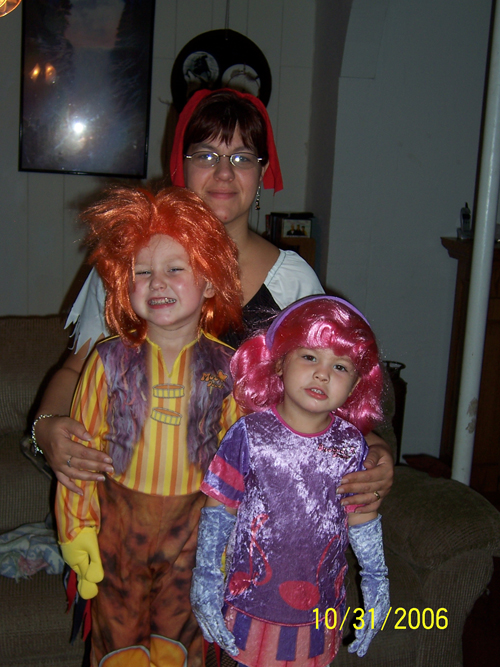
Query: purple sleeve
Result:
<box><xmin>200</xmin><ymin>418</ymin><xmax>249</xmax><ymax>509</ymax></box>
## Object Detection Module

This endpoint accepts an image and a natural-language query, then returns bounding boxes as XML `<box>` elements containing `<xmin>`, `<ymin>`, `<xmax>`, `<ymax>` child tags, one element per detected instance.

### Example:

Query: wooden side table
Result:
<box><xmin>440</xmin><ymin>237</ymin><xmax>500</xmax><ymax>500</ymax></box>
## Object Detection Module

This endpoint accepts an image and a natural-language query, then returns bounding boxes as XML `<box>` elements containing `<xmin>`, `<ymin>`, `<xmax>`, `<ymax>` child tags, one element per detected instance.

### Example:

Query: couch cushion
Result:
<box><xmin>0</xmin><ymin>571</ymin><xmax>85</xmax><ymax>667</ymax></box>
<box><xmin>381</xmin><ymin>466</ymin><xmax>500</xmax><ymax>568</ymax></box>
<box><xmin>0</xmin><ymin>315</ymin><xmax>70</xmax><ymax>435</ymax></box>
<box><xmin>0</xmin><ymin>431</ymin><xmax>53</xmax><ymax>533</ymax></box>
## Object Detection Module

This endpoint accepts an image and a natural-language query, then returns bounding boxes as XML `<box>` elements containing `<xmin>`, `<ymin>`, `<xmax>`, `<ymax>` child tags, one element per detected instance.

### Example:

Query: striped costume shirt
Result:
<box><xmin>56</xmin><ymin>332</ymin><xmax>242</xmax><ymax>543</ymax></box>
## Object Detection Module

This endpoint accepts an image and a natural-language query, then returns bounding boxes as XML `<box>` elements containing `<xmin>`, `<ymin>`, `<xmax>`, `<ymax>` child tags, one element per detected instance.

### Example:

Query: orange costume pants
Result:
<box><xmin>90</xmin><ymin>477</ymin><xmax>205</xmax><ymax>667</ymax></box>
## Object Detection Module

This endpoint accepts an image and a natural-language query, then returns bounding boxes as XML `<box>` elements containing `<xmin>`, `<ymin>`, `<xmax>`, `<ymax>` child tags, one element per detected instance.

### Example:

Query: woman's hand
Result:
<box><xmin>337</xmin><ymin>434</ymin><xmax>394</xmax><ymax>513</ymax></box>
<box><xmin>35</xmin><ymin>414</ymin><xmax>114</xmax><ymax>495</ymax></box>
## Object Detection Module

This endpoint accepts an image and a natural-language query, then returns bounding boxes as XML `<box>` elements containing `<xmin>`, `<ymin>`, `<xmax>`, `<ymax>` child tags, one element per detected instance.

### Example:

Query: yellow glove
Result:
<box><xmin>59</xmin><ymin>527</ymin><xmax>104</xmax><ymax>599</ymax></box>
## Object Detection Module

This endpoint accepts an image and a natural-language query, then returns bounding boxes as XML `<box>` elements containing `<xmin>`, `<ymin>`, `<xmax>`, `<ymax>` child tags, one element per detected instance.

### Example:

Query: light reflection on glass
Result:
<box><xmin>29</xmin><ymin>64</ymin><xmax>41</xmax><ymax>81</ymax></box>
<box><xmin>53</xmin><ymin>112</ymin><xmax>93</xmax><ymax>157</ymax></box>
<box><xmin>72</xmin><ymin>121</ymin><xmax>86</xmax><ymax>136</ymax></box>
<box><xmin>45</xmin><ymin>64</ymin><xmax>56</xmax><ymax>84</ymax></box>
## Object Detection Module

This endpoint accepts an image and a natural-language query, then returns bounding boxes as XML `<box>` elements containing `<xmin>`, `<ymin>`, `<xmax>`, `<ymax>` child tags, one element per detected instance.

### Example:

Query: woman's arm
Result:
<box><xmin>347</xmin><ymin>509</ymin><xmax>378</xmax><ymax>526</ymax></box>
<box><xmin>206</xmin><ymin>496</ymin><xmax>238</xmax><ymax>515</ymax></box>
<box><xmin>34</xmin><ymin>337</ymin><xmax>114</xmax><ymax>494</ymax></box>
<box><xmin>337</xmin><ymin>432</ymin><xmax>394</xmax><ymax>513</ymax></box>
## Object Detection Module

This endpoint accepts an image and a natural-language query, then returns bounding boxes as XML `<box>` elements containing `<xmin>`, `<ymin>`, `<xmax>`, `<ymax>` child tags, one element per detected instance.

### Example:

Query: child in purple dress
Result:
<box><xmin>190</xmin><ymin>296</ymin><xmax>390</xmax><ymax>667</ymax></box>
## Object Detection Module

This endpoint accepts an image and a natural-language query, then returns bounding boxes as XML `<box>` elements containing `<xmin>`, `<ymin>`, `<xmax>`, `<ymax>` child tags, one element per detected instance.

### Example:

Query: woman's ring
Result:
<box><xmin>373</xmin><ymin>490</ymin><xmax>381</xmax><ymax>501</ymax></box>
<box><xmin>67</xmin><ymin>457</ymin><xmax>72</xmax><ymax>468</ymax></box>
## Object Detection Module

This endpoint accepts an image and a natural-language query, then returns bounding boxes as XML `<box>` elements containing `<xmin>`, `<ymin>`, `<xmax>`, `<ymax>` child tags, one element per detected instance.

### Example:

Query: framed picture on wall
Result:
<box><xmin>19</xmin><ymin>0</ymin><xmax>155</xmax><ymax>178</ymax></box>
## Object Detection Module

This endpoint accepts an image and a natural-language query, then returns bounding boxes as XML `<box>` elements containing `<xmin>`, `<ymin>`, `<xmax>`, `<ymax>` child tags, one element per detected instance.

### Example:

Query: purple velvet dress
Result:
<box><xmin>201</xmin><ymin>407</ymin><xmax>368</xmax><ymax>667</ymax></box>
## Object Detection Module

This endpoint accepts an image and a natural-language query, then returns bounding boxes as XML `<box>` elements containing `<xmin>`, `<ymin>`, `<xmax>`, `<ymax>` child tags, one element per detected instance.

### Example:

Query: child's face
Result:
<box><xmin>130</xmin><ymin>234</ymin><xmax>214</xmax><ymax>338</ymax></box>
<box><xmin>277</xmin><ymin>347</ymin><xmax>359</xmax><ymax>431</ymax></box>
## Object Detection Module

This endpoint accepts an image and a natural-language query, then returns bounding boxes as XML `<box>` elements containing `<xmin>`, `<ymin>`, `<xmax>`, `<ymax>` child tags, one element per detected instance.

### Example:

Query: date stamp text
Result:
<box><xmin>313</xmin><ymin>607</ymin><xmax>449</xmax><ymax>631</ymax></box>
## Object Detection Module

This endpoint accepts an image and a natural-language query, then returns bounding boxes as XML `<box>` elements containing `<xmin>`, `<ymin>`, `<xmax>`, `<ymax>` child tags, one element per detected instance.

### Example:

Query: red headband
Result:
<box><xmin>170</xmin><ymin>88</ymin><xmax>283</xmax><ymax>193</ymax></box>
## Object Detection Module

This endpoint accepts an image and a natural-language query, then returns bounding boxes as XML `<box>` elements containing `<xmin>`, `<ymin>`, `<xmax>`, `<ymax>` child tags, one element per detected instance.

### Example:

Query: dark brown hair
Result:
<box><xmin>183</xmin><ymin>90</ymin><xmax>269</xmax><ymax>164</ymax></box>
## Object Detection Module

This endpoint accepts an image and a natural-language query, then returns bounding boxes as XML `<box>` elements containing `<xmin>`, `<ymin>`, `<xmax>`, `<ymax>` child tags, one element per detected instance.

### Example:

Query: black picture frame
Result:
<box><xmin>19</xmin><ymin>0</ymin><xmax>155</xmax><ymax>178</ymax></box>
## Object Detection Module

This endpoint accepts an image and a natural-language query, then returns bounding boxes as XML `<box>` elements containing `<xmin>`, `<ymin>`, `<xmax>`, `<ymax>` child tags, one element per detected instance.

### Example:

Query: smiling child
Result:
<box><xmin>55</xmin><ymin>185</ymin><xmax>244</xmax><ymax>667</ymax></box>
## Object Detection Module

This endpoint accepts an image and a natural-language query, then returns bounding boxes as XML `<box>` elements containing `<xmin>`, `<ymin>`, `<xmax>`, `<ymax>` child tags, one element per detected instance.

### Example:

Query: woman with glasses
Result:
<box><xmin>170</xmin><ymin>88</ymin><xmax>324</xmax><ymax>347</ymax></box>
<box><xmin>33</xmin><ymin>88</ymin><xmax>393</xmax><ymax>518</ymax></box>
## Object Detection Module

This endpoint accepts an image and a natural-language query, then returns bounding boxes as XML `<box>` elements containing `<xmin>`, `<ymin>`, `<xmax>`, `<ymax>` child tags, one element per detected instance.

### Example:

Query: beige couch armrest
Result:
<box><xmin>380</xmin><ymin>466</ymin><xmax>500</xmax><ymax>568</ymax></box>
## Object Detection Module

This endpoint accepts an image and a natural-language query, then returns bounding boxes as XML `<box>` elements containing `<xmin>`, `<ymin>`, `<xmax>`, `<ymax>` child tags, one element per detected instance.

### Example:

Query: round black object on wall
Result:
<box><xmin>171</xmin><ymin>29</ymin><xmax>272</xmax><ymax>112</ymax></box>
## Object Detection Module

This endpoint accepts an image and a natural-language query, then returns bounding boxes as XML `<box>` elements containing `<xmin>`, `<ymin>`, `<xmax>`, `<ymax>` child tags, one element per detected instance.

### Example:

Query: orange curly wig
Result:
<box><xmin>84</xmin><ymin>185</ymin><xmax>242</xmax><ymax>345</ymax></box>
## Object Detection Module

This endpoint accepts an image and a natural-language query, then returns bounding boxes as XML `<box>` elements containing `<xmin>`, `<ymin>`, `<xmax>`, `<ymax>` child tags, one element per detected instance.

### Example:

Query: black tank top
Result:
<box><xmin>221</xmin><ymin>284</ymin><xmax>281</xmax><ymax>349</ymax></box>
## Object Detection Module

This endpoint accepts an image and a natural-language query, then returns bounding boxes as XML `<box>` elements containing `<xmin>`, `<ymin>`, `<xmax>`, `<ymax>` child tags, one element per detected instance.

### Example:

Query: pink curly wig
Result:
<box><xmin>230</xmin><ymin>296</ymin><xmax>383</xmax><ymax>434</ymax></box>
<box><xmin>84</xmin><ymin>185</ymin><xmax>242</xmax><ymax>345</ymax></box>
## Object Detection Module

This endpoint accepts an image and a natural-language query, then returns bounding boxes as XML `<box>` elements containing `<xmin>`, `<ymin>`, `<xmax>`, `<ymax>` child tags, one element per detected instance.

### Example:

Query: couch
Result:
<box><xmin>1</xmin><ymin>314</ymin><xmax>499</xmax><ymax>667</ymax></box>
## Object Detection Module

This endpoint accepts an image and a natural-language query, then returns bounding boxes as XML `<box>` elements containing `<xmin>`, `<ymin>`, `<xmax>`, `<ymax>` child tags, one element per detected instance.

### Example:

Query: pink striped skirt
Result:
<box><xmin>224</xmin><ymin>605</ymin><xmax>342</xmax><ymax>667</ymax></box>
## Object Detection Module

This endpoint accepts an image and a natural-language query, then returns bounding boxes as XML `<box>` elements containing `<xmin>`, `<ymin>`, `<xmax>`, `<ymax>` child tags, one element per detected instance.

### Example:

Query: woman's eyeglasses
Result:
<box><xmin>184</xmin><ymin>151</ymin><xmax>263</xmax><ymax>170</ymax></box>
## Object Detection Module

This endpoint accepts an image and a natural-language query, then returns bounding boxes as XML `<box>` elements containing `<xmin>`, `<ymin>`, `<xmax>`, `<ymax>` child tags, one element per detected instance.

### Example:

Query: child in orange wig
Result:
<box><xmin>55</xmin><ymin>185</ymin><xmax>243</xmax><ymax>667</ymax></box>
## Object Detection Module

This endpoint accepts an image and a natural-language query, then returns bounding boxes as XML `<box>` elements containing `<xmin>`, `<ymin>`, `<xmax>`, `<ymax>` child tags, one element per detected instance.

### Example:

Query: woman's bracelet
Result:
<box><xmin>31</xmin><ymin>414</ymin><xmax>60</xmax><ymax>456</ymax></box>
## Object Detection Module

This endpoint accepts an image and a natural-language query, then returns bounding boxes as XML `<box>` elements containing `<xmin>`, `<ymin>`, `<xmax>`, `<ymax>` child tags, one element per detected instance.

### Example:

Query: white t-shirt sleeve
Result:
<box><xmin>264</xmin><ymin>250</ymin><xmax>324</xmax><ymax>310</ymax></box>
<box><xmin>65</xmin><ymin>268</ymin><xmax>109</xmax><ymax>354</ymax></box>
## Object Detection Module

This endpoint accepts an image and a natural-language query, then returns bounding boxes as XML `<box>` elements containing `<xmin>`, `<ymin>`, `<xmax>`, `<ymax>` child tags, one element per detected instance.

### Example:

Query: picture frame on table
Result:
<box><xmin>282</xmin><ymin>218</ymin><xmax>311</xmax><ymax>238</ymax></box>
<box><xmin>19</xmin><ymin>0</ymin><xmax>155</xmax><ymax>178</ymax></box>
